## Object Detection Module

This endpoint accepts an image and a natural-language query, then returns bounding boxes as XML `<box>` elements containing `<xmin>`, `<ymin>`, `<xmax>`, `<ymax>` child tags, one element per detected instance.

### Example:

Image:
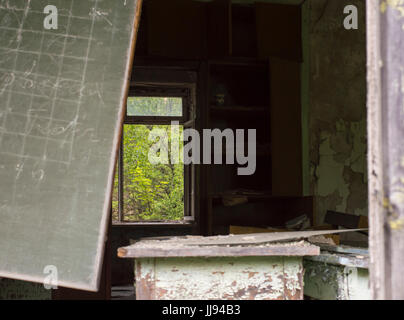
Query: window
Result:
<box><xmin>112</xmin><ymin>85</ymin><xmax>195</xmax><ymax>223</ymax></box>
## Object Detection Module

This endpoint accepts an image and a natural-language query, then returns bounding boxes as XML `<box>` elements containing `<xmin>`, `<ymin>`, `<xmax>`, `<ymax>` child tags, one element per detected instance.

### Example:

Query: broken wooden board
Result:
<box><xmin>304</xmin><ymin>256</ymin><xmax>370</xmax><ymax>300</ymax></box>
<box><xmin>305</xmin><ymin>252</ymin><xmax>369</xmax><ymax>269</ymax></box>
<box><xmin>118</xmin><ymin>229</ymin><xmax>366</xmax><ymax>258</ymax></box>
<box><xmin>137</xmin><ymin>228</ymin><xmax>366</xmax><ymax>246</ymax></box>
<box><xmin>119</xmin><ymin>240</ymin><xmax>320</xmax><ymax>258</ymax></box>
<box><xmin>0</xmin><ymin>0</ymin><xmax>142</xmax><ymax>291</ymax></box>
<box><xmin>315</xmin><ymin>244</ymin><xmax>369</xmax><ymax>256</ymax></box>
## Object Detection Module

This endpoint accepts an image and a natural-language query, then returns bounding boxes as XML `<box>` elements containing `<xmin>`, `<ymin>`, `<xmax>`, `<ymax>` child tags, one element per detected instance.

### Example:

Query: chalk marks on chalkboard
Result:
<box><xmin>0</xmin><ymin>70</ymin><xmax>108</xmax><ymax>167</ymax></box>
<box><xmin>0</xmin><ymin>69</ymin><xmax>106</xmax><ymax>100</ymax></box>
<box><xmin>0</xmin><ymin>0</ymin><xmax>140</xmax><ymax>290</ymax></box>
<box><xmin>0</xmin><ymin>0</ymin><xmax>28</xmax><ymax>11</ymax></box>
<box><xmin>89</xmin><ymin>7</ymin><xmax>112</xmax><ymax>27</ymax></box>
<box><xmin>0</xmin><ymin>72</ymin><xmax>14</xmax><ymax>95</ymax></box>
<box><xmin>23</xmin><ymin>59</ymin><xmax>37</xmax><ymax>77</ymax></box>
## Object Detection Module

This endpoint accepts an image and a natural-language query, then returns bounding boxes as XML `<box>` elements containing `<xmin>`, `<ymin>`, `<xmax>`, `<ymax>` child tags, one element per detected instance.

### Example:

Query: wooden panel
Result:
<box><xmin>229</xmin><ymin>225</ymin><xmax>287</xmax><ymax>234</ymax></box>
<box><xmin>147</xmin><ymin>0</ymin><xmax>207</xmax><ymax>59</ymax></box>
<box><xmin>119</xmin><ymin>241</ymin><xmax>319</xmax><ymax>258</ymax></box>
<box><xmin>232</xmin><ymin>3</ymin><xmax>257</xmax><ymax>57</ymax></box>
<box><xmin>255</xmin><ymin>2</ymin><xmax>301</xmax><ymax>61</ymax></box>
<box><xmin>325</xmin><ymin>210</ymin><xmax>369</xmax><ymax>229</ymax></box>
<box><xmin>131</xmin><ymin>67</ymin><xmax>197</xmax><ymax>85</ymax></box>
<box><xmin>270</xmin><ymin>58</ymin><xmax>302</xmax><ymax>196</ymax></box>
<box><xmin>207</xmin><ymin>0</ymin><xmax>232</xmax><ymax>58</ymax></box>
<box><xmin>118</xmin><ymin>229</ymin><xmax>368</xmax><ymax>258</ymax></box>
<box><xmin>0</xmin><ymin>0</ymin><xmax>142</xmax><ymax>291</ymax></box>
<box><xmin>213</xmin><ymin>196</ymin><xmax>313</xmax><ymax>228</ymax></box>
<box><xmin>367</xmin><ymin>0</ymin><xmax>404</xmax><ymax>300</ymax></box>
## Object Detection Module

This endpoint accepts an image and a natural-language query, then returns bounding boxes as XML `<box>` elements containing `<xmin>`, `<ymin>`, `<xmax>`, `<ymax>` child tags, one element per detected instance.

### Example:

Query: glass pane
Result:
<box><xmin>127</xmin><ymin>97</ymin><xmax>183</xmax><ymax>117</ymax></box>
<box><xmin>122</xmin><ymin>124</ymin><xmax>184</xmax><ymax>221</ymax></box>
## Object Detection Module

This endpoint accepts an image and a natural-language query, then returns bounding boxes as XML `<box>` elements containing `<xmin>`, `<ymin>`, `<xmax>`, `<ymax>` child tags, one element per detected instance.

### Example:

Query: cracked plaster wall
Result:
<box><xmin>309</xmin><ymin>0</ymin><xmax>367</xmax><ymax>224</ymax></box>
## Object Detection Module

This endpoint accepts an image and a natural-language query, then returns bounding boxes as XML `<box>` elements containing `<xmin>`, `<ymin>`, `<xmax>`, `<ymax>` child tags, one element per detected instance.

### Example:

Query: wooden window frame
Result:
<box><xmin>367</xmin><ymin>1</ymin><xmax>404</xmax><ymax>299</ymax></box>
<box><xmin>113</xmin><ymin>84</ymin><xmax>196</xmax><ymax>225</ymax></box>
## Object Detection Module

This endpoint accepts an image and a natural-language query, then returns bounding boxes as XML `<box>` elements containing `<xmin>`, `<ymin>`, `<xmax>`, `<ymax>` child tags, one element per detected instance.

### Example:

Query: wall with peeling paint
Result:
<box><xmin>135</xmin><ymin>256</ymin><xmax>304</xmax><ymax>300</ymax></box>
<box><xmin>309</xmin><ymin>0</ymin><xmax>367</xmax><ymax>224</ymax></box>
<box><xmin>303</xmin><ymin>260</ymin><xmax>370</xmax><ymax>300</ymax></box>
<box><xmin>0</xmin><ymin>278</ymin><xmax>50</xmax><ymax>300</ymax></box>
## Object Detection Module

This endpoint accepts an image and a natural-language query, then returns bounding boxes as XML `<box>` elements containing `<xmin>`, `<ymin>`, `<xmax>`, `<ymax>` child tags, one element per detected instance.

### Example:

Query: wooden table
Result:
<box><xmin>118</xmin><ymin>233</ymin><xmax>320</xmax><ymax>300</ymax></box>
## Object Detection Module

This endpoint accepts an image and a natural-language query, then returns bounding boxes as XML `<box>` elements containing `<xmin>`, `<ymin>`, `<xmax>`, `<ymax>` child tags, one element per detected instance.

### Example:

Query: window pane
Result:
<box><xmin>122</xmin><ymin>124</ymin><xmax>184</xmax><ymax>221</ymax></box>
<box><xmin>127</xmin><ymin>97</ymin><xmax>183</xmax><ymax>117</ymax></box>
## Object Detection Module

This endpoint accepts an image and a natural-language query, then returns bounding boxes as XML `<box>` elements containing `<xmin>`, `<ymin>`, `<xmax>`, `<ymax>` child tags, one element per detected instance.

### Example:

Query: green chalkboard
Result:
<box><xmin>0</xmin><ymin>0</ymin><xmax>141</xmax><ymax>291</ymax></box>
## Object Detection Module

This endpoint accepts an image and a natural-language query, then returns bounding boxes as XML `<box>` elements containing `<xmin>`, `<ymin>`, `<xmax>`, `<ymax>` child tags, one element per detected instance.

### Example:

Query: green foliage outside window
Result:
<box><xmin>112</xmin><ymin>96</ymin><xmax>185</xmax><ymax>222</ymax></box>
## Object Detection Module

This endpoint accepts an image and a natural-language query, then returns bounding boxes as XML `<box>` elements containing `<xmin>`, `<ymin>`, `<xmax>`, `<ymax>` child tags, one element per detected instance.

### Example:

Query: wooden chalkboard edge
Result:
<box><xmin>92</xmin><ymin>0</ymin><xmax>144</xmax><ymax>293</ymax></box>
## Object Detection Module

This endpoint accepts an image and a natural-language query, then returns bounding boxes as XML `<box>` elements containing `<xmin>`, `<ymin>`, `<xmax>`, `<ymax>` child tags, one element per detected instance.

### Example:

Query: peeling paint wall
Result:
<box><xmin>0</xmin><ymin>278</ymin><xmax>50</xmax><ymax>300</ymax></box>
<box><xmin>135</xmin><ymin>256</ymin><xmax>303</xmax><ymax>300</ymax></box>
<box><xmin>309</xmin><ymin>0</ymin><xmax>367</xmax><ymax>223</ymax></box>
<box><xmin>303</xmin><ymin>260</ymin><xmax>370</xmax><ymax>300</ymax></box>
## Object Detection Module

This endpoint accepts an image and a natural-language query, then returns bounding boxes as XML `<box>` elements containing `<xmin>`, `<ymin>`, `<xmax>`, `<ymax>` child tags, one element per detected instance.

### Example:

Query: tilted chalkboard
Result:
<box><xmin>0</xmin><ymin>0</ymin><xmax>141</xmax><ymax>291</ymax></box>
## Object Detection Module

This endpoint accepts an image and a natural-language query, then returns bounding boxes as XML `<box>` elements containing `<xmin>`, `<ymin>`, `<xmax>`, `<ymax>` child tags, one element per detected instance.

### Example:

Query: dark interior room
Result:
<box><xmin>1</xmin><ymin>0</ymin><xmax>403</xmax><ymax>301</ymax></box>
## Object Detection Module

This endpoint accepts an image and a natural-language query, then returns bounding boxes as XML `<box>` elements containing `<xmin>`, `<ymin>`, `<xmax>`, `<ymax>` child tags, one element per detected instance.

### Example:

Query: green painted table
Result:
<box><xmin>119</xmin><ymin>235</ymin><xmax>320</xmax><ymax>300</ymax></box>
<box><xmin>304</xmin><ymin>245</ymin><xmax>370</xmax><ymax>300</ymax></box>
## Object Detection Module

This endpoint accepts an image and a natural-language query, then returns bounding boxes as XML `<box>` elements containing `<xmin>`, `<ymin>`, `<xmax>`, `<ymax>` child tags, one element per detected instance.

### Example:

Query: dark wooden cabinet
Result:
<box><xmin>204</xmin><ymin>58</ymin><xmax>272</xmax><ymax>235</ymax></box>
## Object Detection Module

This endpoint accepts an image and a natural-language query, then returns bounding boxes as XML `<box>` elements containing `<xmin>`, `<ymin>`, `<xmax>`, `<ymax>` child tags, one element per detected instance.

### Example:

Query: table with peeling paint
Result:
<box><xmin>118</xmin><ymin>235</ymin><xmax>320</xmax><ymax>300</ymax></box>
<box><xmin>303</xmin><ymin>246</ymin><xmax>371</xmax><ymax>300</ymax></box>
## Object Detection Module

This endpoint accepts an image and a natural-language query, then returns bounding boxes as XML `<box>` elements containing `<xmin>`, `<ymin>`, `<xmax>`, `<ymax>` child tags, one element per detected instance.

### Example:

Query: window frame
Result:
<box><xmin>113</xmin><ymin>84</ymin><xmax>196</xmax><ymax>225</ymax></box>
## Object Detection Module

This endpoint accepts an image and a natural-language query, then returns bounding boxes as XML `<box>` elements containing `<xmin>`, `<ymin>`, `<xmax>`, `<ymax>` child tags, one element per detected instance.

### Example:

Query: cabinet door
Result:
<box><xmin>256</xmin><ymin>3</ymin><xmax>302</xmax><ymax>61</ymax></box>
<box><xmin>270</xmin><ymin>58</ymin><xmax>302</xmax><ymax>196</ymax></box>
<box><xmin>147</xmin><ymin>0</ymin><xmax>207</xmax><ymax>59</ymax></box>
<box><xmin>207</xmin><ymin>0</ymin><xmax>232</xmax><ymax>58</ymax></box>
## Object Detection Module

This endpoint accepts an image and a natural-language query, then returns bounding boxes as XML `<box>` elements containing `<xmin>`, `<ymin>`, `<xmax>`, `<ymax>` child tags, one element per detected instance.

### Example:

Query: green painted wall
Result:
<box><xmin>0</xmin><ymin>278</ymin><xmax>50</xmax><ymax>300</ymax></box>
<box><xmin>308</xmin><ymin>0</ymin><xmax>367</xmax><ymax>224</ymax></box>
<box><xmin>304</xmin><ymin>260</ymin><xmax>370</xmax><ymax>300</ymax></box>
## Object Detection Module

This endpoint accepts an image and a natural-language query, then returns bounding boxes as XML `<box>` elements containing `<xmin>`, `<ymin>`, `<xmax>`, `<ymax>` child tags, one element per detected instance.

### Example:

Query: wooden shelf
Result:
<box><xmin>210</xmin><ymin>105</ymin><xmax>267</xmax><ymax>113</ymax></box>
<box><xmin>209</xmin><ymin>144</ymin><xmax>271</xmax><ymax>156</ymax></box>
<box><xmin>208</xmin><ymin>57</ymin><xmax>268</xmax><ymax>67</ymax></box>
<box><xmin>205</xmin><ymin>44</ymin><xmax>271</xmax><ymax>235</ymax></box>
<box><xmin>210</xmin><ymin>193</ymin><xmax>272</xmax><ymax>199</ymax></box>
